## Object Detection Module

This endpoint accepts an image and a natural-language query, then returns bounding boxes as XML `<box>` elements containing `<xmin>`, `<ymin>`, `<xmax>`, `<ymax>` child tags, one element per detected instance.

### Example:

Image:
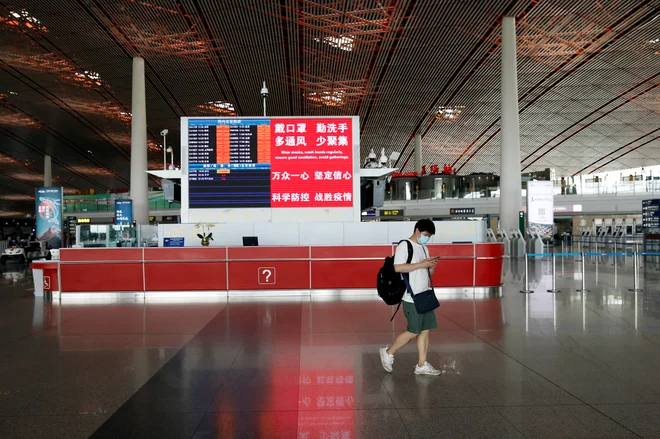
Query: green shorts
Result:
<box><xmin>403</xmin><ymin>301</ymin><xmax>438</xmax><ymax>334</ymax></box>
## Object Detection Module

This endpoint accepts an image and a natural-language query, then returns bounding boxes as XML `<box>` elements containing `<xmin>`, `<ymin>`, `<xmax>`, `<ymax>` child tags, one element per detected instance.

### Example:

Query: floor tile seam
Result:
<box><xmin>436</xmin><ymin>309</ymin><xmax>645</xmax><ymax>439</ymax></box>
<box><xmin>390</xmin><ymin>407</ymin><xmax>414</xmax><ymax>439</ymax></box>
<box><xmin>493</xmin><ymin>407</ymin><xmax>530</xmax><ymax>439</ymax></box>
<box><xmin>93</xmin><ymin>307</ymin><xmax>242</xmax><ymax>438</ymax></box>
<box><xmin>0</xmin><ymin>299</ymin><xmax>124</xmax><ymax>348</ymax></box>
<box><xmin>354</xmin><ymin>331</ymin><xmax>401</xmax><ymax>412</ymax></box>
<box><xmin>320</xmin><ymin>312</ymin><xmax>405</xmax><ymax>418</ymax></box>
<box><xmin>20</xmin><ymin>333</ymin><xmax>144</xmax><ymax>413</ymax></box>
<box><xmin>192</xmin><ymin>302</ymin><xmax>306</xmax><ymax>436</ymax></box>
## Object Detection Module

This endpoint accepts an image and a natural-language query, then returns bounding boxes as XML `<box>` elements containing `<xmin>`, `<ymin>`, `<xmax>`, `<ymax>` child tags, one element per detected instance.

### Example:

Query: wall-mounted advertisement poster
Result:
<box><xmin>35</xmin><ymin>187</ymin><xmax>63</xmax><ymax>249</ymax></box>
<box><xmin>527</xmin><ymin>180</ymin><xmax>554</xmax><ymax>239</ymax></box>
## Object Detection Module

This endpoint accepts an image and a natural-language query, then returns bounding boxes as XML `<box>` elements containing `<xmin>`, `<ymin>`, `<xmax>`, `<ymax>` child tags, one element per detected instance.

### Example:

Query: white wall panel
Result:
<box><xmin>160</xmin><ymin>220</ymin><xmax>485</xmax><ymax>247</ymax></box>
<box><xmin>299</xmin><ymin>222</ymin><xmax>344</xmax><ymax>245</ymax></box>
<box><xmin>254</xmin><ymin>222</ymin><xmax>299</xmax><ymax>246</ymax></box>
<box><xmin>343</xmin><ymin>222</ymin><xmax>390</xmax><ymax>244</ymax></box>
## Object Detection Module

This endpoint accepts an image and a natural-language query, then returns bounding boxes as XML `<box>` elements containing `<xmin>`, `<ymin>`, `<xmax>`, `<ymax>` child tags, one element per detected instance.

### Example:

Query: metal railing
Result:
<box><xmin>386</xmin><ymin>180</ymin><xmax>660</xmax><ymax>202</ymax></box>
<box><xmin>64</xmin><ymin>199</ymin><xmax>180</xmax><ymax>213</ymax></box>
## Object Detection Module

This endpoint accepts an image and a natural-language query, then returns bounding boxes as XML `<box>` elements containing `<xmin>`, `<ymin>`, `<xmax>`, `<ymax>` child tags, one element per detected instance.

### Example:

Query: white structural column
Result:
<box><xmin>44</xmin><ymin>155</ymin><xmax>52</xmax><ymax>187</ymax></box>
<box><xmin>500</xmin><ymin>16</ymin><xmax>522</xmax><ymax>232</ymax></box>
<box><xmin>130</xmin><ymin>57</ymin><xmax>149</xmax><ymax>225</ymax></box>
<box><xmin>414</xmin><ymin>134</ymin><xmax>422</xmax><ymax>175</ymax></box>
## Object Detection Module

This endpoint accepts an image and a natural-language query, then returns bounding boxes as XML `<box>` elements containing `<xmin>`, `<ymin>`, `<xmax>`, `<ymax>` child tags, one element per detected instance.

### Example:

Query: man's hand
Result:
<box><xmin>419</xmin><ymin>258</ymin><xmax>436</xmax><ymax>269</ymax></box>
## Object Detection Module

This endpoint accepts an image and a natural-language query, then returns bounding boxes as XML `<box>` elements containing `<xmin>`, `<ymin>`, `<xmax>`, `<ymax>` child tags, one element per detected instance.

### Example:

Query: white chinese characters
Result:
<box><xmin>313</xmin><ymin>171</ymin><xmax>352</xmax><ymax>180</ymax></box>
<box><xmin>275</xmin><ymin>122</ymin><xmax>307</xmax><ymax>134</ymax></box>
<box><xmin>273</xmin><ymin>192</ymin><xmax>351</xmax><ymax>203</ymax></box>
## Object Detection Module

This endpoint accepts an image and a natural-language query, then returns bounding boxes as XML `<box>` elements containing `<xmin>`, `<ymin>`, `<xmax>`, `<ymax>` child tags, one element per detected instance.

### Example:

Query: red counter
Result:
<box><xmin>52</xmin><ymin>243</ymin><xmax>503</xmax><ymax>294</ymax></box>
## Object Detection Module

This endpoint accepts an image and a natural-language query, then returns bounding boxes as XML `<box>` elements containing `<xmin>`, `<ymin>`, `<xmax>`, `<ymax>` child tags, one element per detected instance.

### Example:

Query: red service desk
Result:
<box><xmin>52</xmin><ymin>243</ymin><xmax>504</xmax><ymax>294</ymax></box>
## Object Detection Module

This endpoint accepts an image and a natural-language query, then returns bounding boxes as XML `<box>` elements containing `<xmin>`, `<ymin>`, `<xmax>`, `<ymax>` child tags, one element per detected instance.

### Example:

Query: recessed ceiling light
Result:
<box><xmin>7</xmin><ymin>9</ymin><xmax>47</xmax><ymax>31</ymax></box>
<box><xmin>436</xmin><ymin>105</ymin><xmax>465</xmax><ymax>120</ymax></box>
<box><xmin>314</xmin><ymin>35</ymin><xmax>354</xmax><ymax>52</ymax></box>
<box><xmin>307</xmin><ymin>90</ymin><xmax>345</xmax><ymax>106</ymax></box>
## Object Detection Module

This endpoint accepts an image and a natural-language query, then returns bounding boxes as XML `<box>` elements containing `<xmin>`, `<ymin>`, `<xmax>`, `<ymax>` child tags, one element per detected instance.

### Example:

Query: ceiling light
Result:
<box><xmin>649</xmin><ymin>38</ymin><xmax>660</xmax><ymax>44</ymax></box>
<box><xmin>6</xmin><ymin>9</ymin><xmax>47</xmax><ymax>31</ymax></box>
<box><xmin>11</xmin><ymin>173</ymin><xmax>44</xmax><ymax>182</ymax></box>
<box><xmin>197</xmin><ymin>100</ymin><xmax>236</xmax><ymax>115</ymax></box>
<box><xmin>208</xmin><ymin>100</ymin><xmax>234</xmax><ymax>110</ymax></box>
<box><xmin>314</xmin><ymin>35</ymin><xmax>354</xmax><ymax>52</ymax></box>
<box><xmin>436</xmin><ymin>105</ymin><xmax>465</xmax><ymax>120</ymax></box>
<box><xmin>307</xmin><ymin>90</ymin><xmax>345</xmax><ymax>106</ymax></box>
<box><xmin>0</xmin><ymin>194</ymin><xmax>34</xmax><ymax>201</ymax></box>
<box><xmin>75</xmin><ymin>70</ymin><xmax>101</xmax><ymax>81</ymax></box>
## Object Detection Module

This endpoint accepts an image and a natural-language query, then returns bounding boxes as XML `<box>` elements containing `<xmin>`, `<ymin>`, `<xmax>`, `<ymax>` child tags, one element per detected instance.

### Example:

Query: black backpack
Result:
<box><xmin>377</xmin><ymin>240</ymin><xmax>413</xmax><ymax>321</ymax></box>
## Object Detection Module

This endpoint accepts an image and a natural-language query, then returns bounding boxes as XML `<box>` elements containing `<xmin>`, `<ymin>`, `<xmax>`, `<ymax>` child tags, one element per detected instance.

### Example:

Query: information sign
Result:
<box><xmin>642</xmin><ymin>199</ymin><xmax>660</xmax><ymax>228</ymax></box>
<box><xmin>163</xmin><ymin>237</ymin><xmax>185</xmax><ymax>247</ymax></box>
<box><xmin>527</xmin><ymin>181</ymin><xmax>554</xmax><ymax>239</ymax></box>
<box><xmin>186</xmin><ymin>118</ymin><xmax>353</xmax><ymax>209</ymax></box>
<box><xmin>258</xmin><ymin>267</ymin><xmax>276</xmax><ymax>284</ymax></box>
<box><xmin>450</xmin><ymin>208</ymin><xmax>475</xmax><ymax>215</ymax></box>
<box><xmin>115</xmin><ymin>200</ymin><xmax>133</xmax><ymax>224</ymax></box>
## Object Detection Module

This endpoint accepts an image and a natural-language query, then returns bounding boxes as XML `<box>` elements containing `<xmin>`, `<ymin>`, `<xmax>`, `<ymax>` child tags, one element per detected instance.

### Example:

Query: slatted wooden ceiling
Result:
<box><xmin>0</xmin><ymin>0</ymin><xmax>659</xmax><ymax>214</ymax></box>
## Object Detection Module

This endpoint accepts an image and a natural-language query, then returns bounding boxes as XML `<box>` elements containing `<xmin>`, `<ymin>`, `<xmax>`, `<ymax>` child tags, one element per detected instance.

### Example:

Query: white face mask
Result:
<box><xmin>418</xmin><ymin>234</ymin><xmax>430</xmax><ymax>245</ymax></box>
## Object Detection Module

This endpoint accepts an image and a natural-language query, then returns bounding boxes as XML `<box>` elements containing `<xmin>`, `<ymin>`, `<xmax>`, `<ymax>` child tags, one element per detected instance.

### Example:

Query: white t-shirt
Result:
<box><xmin>393</xmin><ymin>240</ymin><xmax>430</xmax><ymax>303</ymax></box>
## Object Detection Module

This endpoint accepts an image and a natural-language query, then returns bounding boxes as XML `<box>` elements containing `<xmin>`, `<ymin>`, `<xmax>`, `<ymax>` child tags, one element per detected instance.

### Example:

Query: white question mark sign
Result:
<box><xmin>263</xmin><ymin>269</ymin><xmax>272</xmax><ymax>282</ymax></box>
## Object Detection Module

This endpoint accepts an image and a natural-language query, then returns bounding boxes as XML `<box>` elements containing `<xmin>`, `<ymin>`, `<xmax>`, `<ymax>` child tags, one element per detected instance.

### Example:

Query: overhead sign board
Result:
<box><xmin>450</xmin><ymin>208</ymin><xmax>475</xmax><ymax>215</ymax></box>
<box><xmin>380</xmin><ymin>209</ymin><xmax>404</xmax><ymax>217</ymax></box>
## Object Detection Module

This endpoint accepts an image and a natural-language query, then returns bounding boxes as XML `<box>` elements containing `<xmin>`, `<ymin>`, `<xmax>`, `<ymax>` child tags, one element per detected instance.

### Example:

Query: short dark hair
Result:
<box><xmin>415</xmin><ymin>219</ymin><xmax>435</xmax><ymax>235</ymax></box>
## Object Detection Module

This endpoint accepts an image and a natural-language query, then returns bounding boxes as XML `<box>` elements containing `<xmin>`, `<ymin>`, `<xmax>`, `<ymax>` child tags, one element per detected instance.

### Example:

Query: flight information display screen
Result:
<box><xmin>187</xmin><ymin>118</ymin><xmax>353</xmax><ymax>209</ymax></box>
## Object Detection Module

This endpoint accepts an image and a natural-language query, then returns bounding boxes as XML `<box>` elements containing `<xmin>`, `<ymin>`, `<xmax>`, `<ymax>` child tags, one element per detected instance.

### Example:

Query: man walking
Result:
<box><xmin>379</xmin><ymin>219</ymin><xmax>441</xmax><ymax>375</ymax></box>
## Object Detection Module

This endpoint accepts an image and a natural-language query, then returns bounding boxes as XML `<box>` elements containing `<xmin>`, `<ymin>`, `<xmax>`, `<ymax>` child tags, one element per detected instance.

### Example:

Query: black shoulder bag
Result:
<box><xmin>402</xmin><ymin>246</ymin><xmax>440</xmax><ymax>314</ymax></box>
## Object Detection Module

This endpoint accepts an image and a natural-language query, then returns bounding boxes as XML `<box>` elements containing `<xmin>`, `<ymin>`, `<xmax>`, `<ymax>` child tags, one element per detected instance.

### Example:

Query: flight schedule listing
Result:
<box><xmin>187</xmin><ymin>118</ymin><xmax>353</xmax><ymax>209</ymax></box>
<box><xmin>188</xmin><ymin>119</ymin><xmax>271</xmax><ymax>208</ymax></box>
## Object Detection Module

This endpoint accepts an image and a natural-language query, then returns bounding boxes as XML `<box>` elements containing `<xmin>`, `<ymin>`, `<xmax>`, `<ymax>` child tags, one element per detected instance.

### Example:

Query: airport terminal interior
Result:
<box><xmin>2</xmin><ymin>0</ymin><xmax>660</xmax><ymax>438</ymax></box>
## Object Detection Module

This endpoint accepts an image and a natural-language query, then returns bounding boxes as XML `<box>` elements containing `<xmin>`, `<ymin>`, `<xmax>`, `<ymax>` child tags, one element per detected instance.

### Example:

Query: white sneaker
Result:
<box><xmin>379</xmin><ymin>346</ymin><xmax>394</xmax><ymax>372</ymax></box>
<box><xmin>414</xmin><ymin>361</ymin><xmax>441</xmax><ymax>376</ymax></box>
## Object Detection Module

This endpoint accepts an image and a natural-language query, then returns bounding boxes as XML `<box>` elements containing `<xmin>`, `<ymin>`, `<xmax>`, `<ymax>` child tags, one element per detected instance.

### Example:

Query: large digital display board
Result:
<box><xmin>181</xmin><ymin>116</ymin><xmax>359</xmax><ymax>223</ymax></box>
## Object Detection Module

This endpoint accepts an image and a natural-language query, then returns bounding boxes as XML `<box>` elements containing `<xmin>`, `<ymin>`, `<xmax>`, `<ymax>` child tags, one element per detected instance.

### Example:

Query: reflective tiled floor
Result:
<box><xmin>2</xmin><ymin>253</ymin><xmax>660</xmax><ymax>438</ymax></box>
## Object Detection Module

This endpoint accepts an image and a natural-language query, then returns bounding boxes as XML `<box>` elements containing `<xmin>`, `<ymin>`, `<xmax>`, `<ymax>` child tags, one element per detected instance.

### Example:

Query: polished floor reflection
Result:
<box><xmin>2</xmin><ymin>254</ymin><xmax>660</xmax><ymax>438</ymax></box>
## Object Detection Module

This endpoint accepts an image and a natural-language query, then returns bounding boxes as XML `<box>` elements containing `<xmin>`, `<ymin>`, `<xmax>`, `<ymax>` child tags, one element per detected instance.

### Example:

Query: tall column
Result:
<box><xmin>44</xmin><ymin>155</ymin><xmax>52</xmax><ymax>187</ymax></box>
<box><xmin>130</xmin><ymin>57</ymin><xmax>149</xmax><ymax>225</ymax></box>
<box><xmin>500</xmin><ymin>16</ymin><xmax>522</xmax><ymax>232</ymax></box>
<box><xmin>414</xmin><ymin>134</ymin><xmax>422</xmax><ymax>175</ymax></box>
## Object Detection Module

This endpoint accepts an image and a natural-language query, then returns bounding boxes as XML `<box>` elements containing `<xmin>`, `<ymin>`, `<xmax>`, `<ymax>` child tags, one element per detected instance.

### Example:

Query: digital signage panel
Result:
<box><xmin>182</xmin><ymin>116</ymin><xmax>359</xmax><ymax>223</ymax></box>
<box><xmin>526</xmin><ymin>180</ymin><xmax>554</xmax><ymax>239</ymax></box>
<box><xmin>36</xmin><ymin>187</ymin><xmax>63</xmax><ymax>249</ymax></box>
<box><xmin>115</xmin><ymin>200</ymin><xmax>133</xmax><ymax>224</ymax></box>
<box><xmin>186</xmin><ymin>118</ymin><xmax>353</xmax><ymax>209</ymax></box>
